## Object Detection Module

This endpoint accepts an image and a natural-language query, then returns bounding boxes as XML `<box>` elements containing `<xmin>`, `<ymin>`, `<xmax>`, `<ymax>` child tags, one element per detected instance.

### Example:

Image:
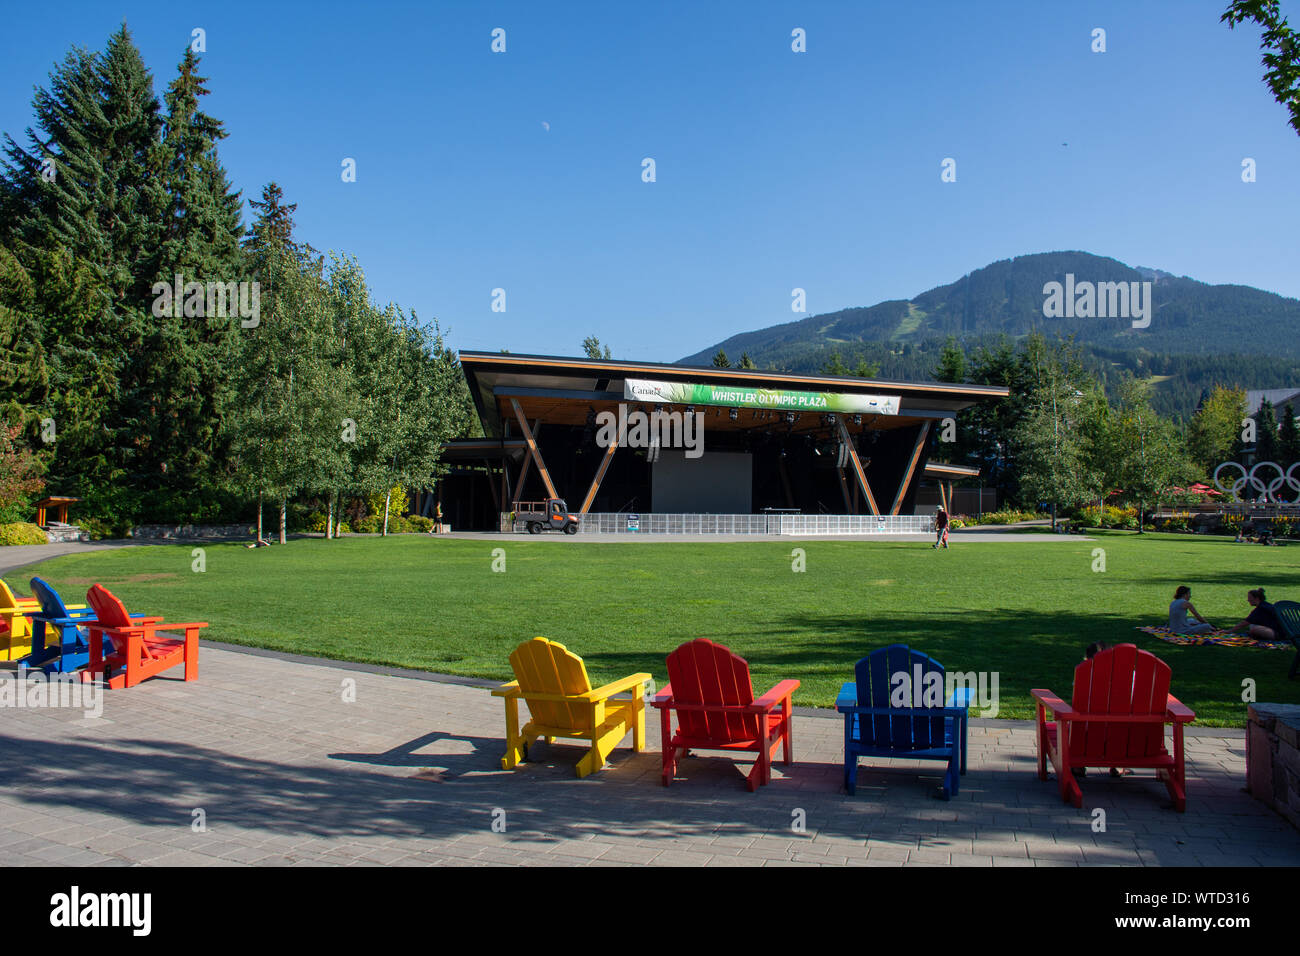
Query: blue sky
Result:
<box><xmin>2</xmin><ymin>1</ymin><xmax>1298</xmax><ymax>362</ymax></box>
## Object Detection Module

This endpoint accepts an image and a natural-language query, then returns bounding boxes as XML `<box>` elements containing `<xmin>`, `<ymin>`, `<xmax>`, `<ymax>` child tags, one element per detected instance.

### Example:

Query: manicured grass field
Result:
<box><xmin>14</xmin><ymin>531</ymin><xmax>1300</xmax><ymax>726</ymax></box>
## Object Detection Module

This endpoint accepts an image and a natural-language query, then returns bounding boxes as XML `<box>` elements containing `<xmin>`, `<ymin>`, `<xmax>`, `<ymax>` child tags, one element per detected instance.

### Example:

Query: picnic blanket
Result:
<box><xmin>1137</xmin><ymin>626</ymin><xmax>1290</xmax><ymax>650</ymax></box>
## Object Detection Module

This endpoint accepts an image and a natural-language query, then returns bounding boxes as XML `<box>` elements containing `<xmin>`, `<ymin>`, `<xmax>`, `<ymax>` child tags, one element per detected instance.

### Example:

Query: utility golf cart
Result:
<box><xmin>514</xmin><ymin>498</ymin><xmax>580</xmax><ymax>534</ymax></box>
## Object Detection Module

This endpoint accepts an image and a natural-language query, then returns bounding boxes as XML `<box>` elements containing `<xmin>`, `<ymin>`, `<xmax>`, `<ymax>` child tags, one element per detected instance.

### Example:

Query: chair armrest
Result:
<box><xmin>749</xmin><ymin>679</ymin><xmax>800</xmax><ymax>713</ymax></box>
<box><xmin>835</xmin><ymin>681</ymin><xmax>857</xmax><ymax>711</ymax></box>
<box><xmin>1030</xmin><ymin>688</ymin><xmax>1074</xmax><ymax>718</ymax></box>
<box><xmin>584</xmin><ymin>672</ymin><xmax>653</xmax><ymax>701</ymax></box>
<box><xmin>1165</xmin><ymin>695</ymin><xmax>1195</xmax><ymax>723</ymax></box>
<box><xmin>25</xmin><ymin>614</ymin><xmax>86</xmax><ymax>626</ymax></box>
<box><xmin>491</xmin><ymin>680</ymin><xmax>522</xmax><ymax>698</ymax></box>
<box><xmin>92</xmin><ymin>621</ymin><xmax>208</xmax><ymax>637</ymax></box>
<box><xmin>650</xmin><ymin>683</ymin><xmax>674</xmax><ymax>709</ymax></box>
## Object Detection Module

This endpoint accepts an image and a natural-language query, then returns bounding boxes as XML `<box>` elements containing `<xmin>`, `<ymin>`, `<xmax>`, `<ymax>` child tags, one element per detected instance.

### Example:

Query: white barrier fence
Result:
<box><xmin>574</xmin><ymin>513</ymin><xmax>935</xmax><ymax>535</ymax></box>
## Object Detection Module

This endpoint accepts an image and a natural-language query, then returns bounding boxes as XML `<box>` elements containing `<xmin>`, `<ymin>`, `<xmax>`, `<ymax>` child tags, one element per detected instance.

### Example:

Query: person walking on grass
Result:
<box><xmin>1230</xmin><ymin>588</ymin><xmax>1282</xmax><ymax>641</ymax></box>
<box><xmin>933</xmin><ymin>507</ymin><xmax>950</xmax><ymax>549</ymax></box>
<box><xmin>1169</xmin><ymin>585</ymin><xmax>1214</xmax><ymax>636</ymax></box>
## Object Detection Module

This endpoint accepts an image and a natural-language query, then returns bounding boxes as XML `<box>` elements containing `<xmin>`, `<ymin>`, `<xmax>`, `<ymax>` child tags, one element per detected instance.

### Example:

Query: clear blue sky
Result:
<box><xmin>2</xmin><ymin>1</ymin><xmax>1298</xmax><ymax>362</ymax></box>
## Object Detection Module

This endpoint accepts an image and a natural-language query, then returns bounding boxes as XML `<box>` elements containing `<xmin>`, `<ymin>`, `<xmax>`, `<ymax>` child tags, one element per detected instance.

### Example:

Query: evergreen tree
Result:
<box><xmin>712</xmin><ymin>349</ymin><xmax>730</xmax><ymax>368</ymax></box>
<box><xmin>1256</xmin><ymin>398</ymin><xmax>1280</xmax><ymax>463</ymax></box>
<box><xmin>822</xmin><ymin>351</ymin><xmax>848</xmax><ymax>376</ymax></box>
<box><xmin>0</xmin><ymin>25</ymin><xmax>167</xmax><ymax>521</ymax></box>
<box><xmin>1279</xmin><ymin>403</ymin><xmax>1300</xmax><ymax>468</ymax></box>
<box><xmin>935</xmin><ymin>336</ymin><xmax>966</xmax><ymax>383</ymax></box>
<box><xmin>738</xmin><ymin>351</ymin><xmax>756</xmax><ymax>369</ymax></box>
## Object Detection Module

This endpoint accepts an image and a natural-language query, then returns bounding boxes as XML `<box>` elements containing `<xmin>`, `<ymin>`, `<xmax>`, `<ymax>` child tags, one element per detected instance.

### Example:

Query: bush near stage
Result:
<box><xmin>976</xmin><ymin>508</ymin><xmax>1047</xmax><ymax>525</ymax></box>
<box><xmin>1071</xmin><ymin>505</ymin><xmax>1140</xmax><ymax>530</ymax></box>
<box><xmin>0</xmin><ymin>522</ymin><xmax>48</xmax><ymax>546</ymax></box>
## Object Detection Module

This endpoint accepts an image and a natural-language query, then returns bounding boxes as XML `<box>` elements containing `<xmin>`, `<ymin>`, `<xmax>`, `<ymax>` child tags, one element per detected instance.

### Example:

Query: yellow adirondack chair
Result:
<box><xmin>0</xmin><ymin>579</ymin><xmax>85</xmax><ymax>662</ymax></box>
<box><xmin>492</xmin><ymin>637</ymin><xmax>651</xmax><ymax>778</ymax></box>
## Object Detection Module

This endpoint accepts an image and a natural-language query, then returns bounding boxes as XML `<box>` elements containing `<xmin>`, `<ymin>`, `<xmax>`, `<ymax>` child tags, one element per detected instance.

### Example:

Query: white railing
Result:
<box><xmin>573</xmin><ymin>513</ymin><xmax>934</xmax><ymax>535</ymax></box>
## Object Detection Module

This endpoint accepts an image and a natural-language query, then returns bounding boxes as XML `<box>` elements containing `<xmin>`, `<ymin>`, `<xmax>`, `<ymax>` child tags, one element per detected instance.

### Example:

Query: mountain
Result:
<box><xmin>677</xmin><ymin>251</ymin><xmax>1300</xmax><ymax>418</ymax></box>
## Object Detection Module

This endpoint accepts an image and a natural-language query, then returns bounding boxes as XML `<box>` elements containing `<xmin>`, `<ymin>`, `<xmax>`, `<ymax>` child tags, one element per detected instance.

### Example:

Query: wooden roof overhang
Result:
<box><xmin>458</xmin><ymin>352</ymin><xmax>1010</xmax><ymax>439</ymax></box>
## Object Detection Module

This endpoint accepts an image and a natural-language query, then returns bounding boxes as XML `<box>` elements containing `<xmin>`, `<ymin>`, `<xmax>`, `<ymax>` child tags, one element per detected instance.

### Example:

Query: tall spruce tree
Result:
<box><xmin>1255</xmin><ymin>398</ymin><xmax>1280</xmax><ymax>464</ymax></box>
<box><xmin>0</xmin><ymin>25</ymin><xmax>167</xmax><ymax>522</ymax></box>
<box><xmin>1279</xmin><ymin>403</ymin><xmax>1300</xmax><ymax>468</ymax></box>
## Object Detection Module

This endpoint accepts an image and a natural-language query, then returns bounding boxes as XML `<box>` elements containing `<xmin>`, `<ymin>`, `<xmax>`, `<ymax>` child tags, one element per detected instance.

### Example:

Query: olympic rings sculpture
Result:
<box><xmin>1212</xmin><ymin>461</ymin><xmax>1300</xmax><ymax>504</ymax></box>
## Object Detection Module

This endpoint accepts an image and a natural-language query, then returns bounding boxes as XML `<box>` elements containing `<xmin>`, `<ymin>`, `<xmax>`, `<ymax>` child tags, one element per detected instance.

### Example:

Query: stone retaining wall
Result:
<box><xmin>1247</xmin><ymin>703</ymin><xmax>1300</xmax><ymax>830</ymax></box>
<box><xmin>131</xmin><ymin>524</ymin><xmax>253</xmax><ymax>539</ymax></box>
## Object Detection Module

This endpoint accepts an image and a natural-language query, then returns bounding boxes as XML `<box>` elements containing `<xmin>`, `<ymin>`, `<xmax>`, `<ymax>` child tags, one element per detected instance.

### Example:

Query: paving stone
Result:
<box><xmin>0</xmin><ymin>644</ymin><xmax>1295</xmax><ymax>869</ymax></box>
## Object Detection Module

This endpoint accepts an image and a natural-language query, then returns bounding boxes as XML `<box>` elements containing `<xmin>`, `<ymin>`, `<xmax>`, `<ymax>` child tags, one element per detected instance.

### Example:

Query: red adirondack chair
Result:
<box><xmin>81</xmin><ymin>584</ymin><xmax>208</xmax><ymax>689</ymax></box>
<box><xmin>1031</xmin><ymin>643</ymin><xmax>1195</xmax><ymax>811</ymax></box>
<box><xmin>652</xmin><ymin>638</ymin><xmax>799</xmax><ymax>791</ymax></box>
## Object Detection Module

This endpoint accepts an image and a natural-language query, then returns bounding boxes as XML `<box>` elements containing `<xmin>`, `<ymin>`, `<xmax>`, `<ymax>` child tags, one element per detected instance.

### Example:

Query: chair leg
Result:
<box><xmin>1166</xmin><ymin>722</ymin><xmax>1188</xmax><ymax>812</ymax></box>
<box><xmin>660</xmin><ymin>707</ymin><xmax>674</xmax><ymax>786</ymax></box>
<box><xmin>632</xmin><ymin>692</ymin><xmax>645</xmax><ymax>751</ymax></box>
<box><xmin>782</xmin><ymin>702</ymin><xmax>793</xmax><ymax>765</ymax></box>
<box><xmin>1290</xmin><ymin>647</ymin><xmax>1299</xmax><ymax>680</ymax></box>
<box><xmin>501</xmin><ymin>699</ymin><xmax>524</xmax><ymax>770</ymax></box>
<box><xmin>184</xmin><ymin>628</ymin><xmax>199</xmax><ymax>681</ymax></box>
<box><xmin>1035</xmin><ymin>706</ymin><xmax>1046</xmax><ymax>782</ymax></box>
<box><xmin>845</xmin><ymin>756</ymin><xmax>859</xmax><ymax>796</ymax></box>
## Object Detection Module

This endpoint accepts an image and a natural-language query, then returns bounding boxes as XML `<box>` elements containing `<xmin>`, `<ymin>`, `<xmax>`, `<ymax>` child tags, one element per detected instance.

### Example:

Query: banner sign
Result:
<box><xmin>624</xmin><ymin>378</ymin><xmax>900</xmax><ymax>415</ymax></box>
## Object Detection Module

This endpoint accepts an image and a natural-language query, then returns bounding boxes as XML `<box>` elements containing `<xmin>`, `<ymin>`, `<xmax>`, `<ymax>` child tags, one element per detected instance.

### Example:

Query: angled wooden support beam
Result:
<box><xmin>580</xmin><ymin>433</ymin><xmax>618</xmax><ymax>513</ymax></box>
<box><xmin>837</xmin><ymin>419</ymin><xmax>879</xmax><ymax>515</ymax></box>
<box><xmin>484</xmin><ymin>460</ymin><xmax>501</xmax><ymax>513</ymax></box>
<box><xmin>837</xmin><ymin>467</ymin><xmax>854</xmax><ymax>514</ymax></box>
<box><xmin>890</xmin><ymin>421</ymin><xmax>931</xmax><ymax>516</ymax></box>
<box><xmin>511</xmin><ymin>402</ymin><xmax>557</xmax><ymax>500</ymax></box>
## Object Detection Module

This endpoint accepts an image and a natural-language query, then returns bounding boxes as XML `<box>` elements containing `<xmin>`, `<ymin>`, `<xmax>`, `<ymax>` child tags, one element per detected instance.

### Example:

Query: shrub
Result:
<box><xmin>405</xmin><ymin>515</ymin><xmax>434</xmax><ymax>533</ymax></box>
<box><xmin>304</xmin><ymin>512</ymin><xmax>328</xmax><ymax>534</ymax></box>
<box><xmin>77</xmin><ymin>516</ymin><xmax>116</xmax><ymax>541</ymax></box>
<box><xmin>0</xmin><ymin>522</ymin><xmax>48</xmax><ymax>546</ymax></box>
<box><xmin>352</xmin><ymin>515</ymin><xmax>381</xmax><ymax>534</ymax></box>
<box><xmin>978</xmin><ymin>508</ymin><xmax>1044</xmax><ymax>525</ymax></box>
<box><xmin>365</xmin><ymin>488</ymin><xmax>408</xmax><ymax>524</ymax></box>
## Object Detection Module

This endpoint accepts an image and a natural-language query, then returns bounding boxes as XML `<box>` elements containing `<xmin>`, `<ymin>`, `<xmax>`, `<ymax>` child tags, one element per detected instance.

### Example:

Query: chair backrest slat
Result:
<box><xmin>856</xmin><ymin>644</ymin><xmax>946</xmax><ymax>751</ymax></box>
<box><xmin>666</xmin><ymin>639</ymin><xmax>756</xmax><ymax>742</ymax></box>
<box><xmin>509</xmin><ymin>637</ymin><xmax>592</xmax><ymax>731</ymax></box>
<box><xmin>87</xmin><ymin>584</ymin><xmax>132</xmax><ymax>629</ymax></box>
<box><xmin>1274</xmin><ymin>601</ymin><xmax>1300</xmax><ymax>642</ymax></box>
<box><xmin>1070</xmin><ymin>644</ymin><xmax>1169</xmax><ymax>760</ymax></box>
<box><xmin>0</xmin><ymin>579</ymin><xmax>22</xmax><ymax>612</ymax></box>
<box><xmin>30</xmin><ymin>577</ymin><xmax>71</xmax><ymax>620</ymax></box>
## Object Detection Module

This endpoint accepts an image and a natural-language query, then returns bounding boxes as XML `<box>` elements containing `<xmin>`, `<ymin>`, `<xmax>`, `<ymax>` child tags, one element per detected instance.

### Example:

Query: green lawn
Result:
<box><xmin>12</xmin><ymin>531</ymin><xmax>1300</xmax><ymax>726</ymax></box>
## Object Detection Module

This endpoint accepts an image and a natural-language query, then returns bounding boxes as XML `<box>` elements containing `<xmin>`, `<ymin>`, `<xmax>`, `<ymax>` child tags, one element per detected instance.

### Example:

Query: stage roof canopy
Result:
<box><xmin>459</xmin><ymin>351</ymin><xmax>1010</xmax><ymax>439</ymax></box>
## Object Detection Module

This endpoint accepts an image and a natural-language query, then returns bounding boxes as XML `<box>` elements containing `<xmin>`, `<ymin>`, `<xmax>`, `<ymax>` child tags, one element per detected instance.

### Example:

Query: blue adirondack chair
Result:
<box><xmin>19</xmin><ymin>577</ymin><xmax>109</xmax><ymax>675</ymax></box>
<box><xmin>836</xmin><ymin>644</ymin><xmax>972</xmax><ymax>800</ymax></box>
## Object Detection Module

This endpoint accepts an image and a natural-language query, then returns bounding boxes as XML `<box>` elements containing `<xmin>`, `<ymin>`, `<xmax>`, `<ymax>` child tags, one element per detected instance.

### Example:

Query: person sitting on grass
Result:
<box><xmin>1229</xmin><ymin>588</ymin><xmax>1282</xmax><ymax>641</ymax></box>
<box><xmin>1168</xmin><ymin>586</ymin><xmax>1214</xmax><ymax>636</ymax></box>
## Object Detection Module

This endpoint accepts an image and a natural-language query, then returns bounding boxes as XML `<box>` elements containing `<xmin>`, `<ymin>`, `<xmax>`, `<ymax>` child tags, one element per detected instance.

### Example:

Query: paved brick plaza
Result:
<box><xmin>1</xmin><ymin>643</ymin><xmax>1296</xmax><ymax>867</ymax></box>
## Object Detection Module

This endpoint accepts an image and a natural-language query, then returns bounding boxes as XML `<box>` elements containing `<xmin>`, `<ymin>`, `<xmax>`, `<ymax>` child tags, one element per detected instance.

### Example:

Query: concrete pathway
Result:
<box><xmin>0</xmin><ymin>644</ymin><xmax>1294</xmax><ymax>867</ymax></box>
<box><xmin>0</xmin><ymin>540</ymin><xmax>141</xmax><ymax>577</ymax></box>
